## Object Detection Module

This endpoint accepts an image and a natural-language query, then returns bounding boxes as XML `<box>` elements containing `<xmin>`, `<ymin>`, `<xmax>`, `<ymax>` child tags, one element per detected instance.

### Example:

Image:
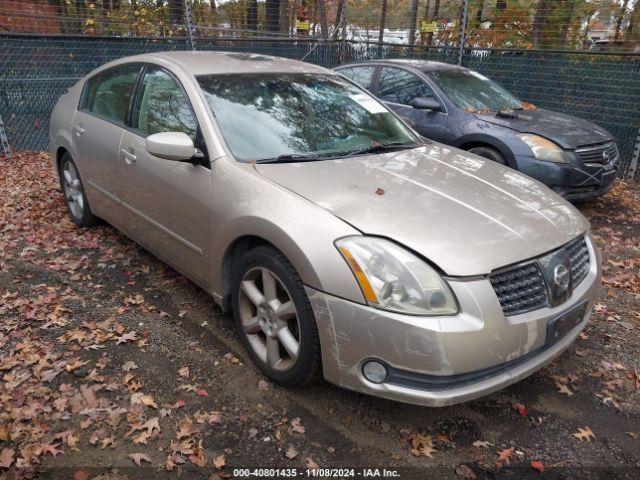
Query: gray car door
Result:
<box><xmin>72</xmin><ymin>64</ymin><xmax>140</xmax><ymax>217</ymax></box>
<box><xmin>117</xmin><ymin>66</ymin><xmax>212</xmax><ymax>285</ymax></box>
<box><xmin>376</xmin><ymin>66</ymin><xmax>449</xmax><ymax>143</ymax></box>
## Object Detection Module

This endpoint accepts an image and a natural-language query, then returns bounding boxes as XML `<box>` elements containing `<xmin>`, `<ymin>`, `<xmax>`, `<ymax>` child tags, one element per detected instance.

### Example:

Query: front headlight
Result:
<box><xmin>335</xmin><ymin>236</ymin><xmax>458</xmax><ymax>316</ymax></box>
<box><xmin>518</xmin><ymin>133</ymin><xmax>568</xmax><ymax>163</ymax></box>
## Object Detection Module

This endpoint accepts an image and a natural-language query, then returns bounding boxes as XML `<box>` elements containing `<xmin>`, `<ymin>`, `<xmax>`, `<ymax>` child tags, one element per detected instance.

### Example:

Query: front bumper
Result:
<box><xmin>515</xmin><ymin>153</ymin><xmax>618</xmax><ymax>202</ymax></box>
<box><xmin>307</xmin><ymin>235</ymin><xmax>601</xmax><ymax>407</ymax></box>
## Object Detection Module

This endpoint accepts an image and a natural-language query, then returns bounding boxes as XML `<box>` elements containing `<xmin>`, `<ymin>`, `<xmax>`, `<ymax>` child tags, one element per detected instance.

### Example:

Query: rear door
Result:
<box><xmin>72</xmin><ymin>64</ymin><xmax>141</xmax><ymax>218</ymax></box>
<box><xmin>117</xmin><ymin>65</ymin><xmax>212</xmax><ymax>284</ymax></box>
<box><xmin>376</xmin><ymin>66</ymin><xmax>450</xmax><ymax>143</ymax></box>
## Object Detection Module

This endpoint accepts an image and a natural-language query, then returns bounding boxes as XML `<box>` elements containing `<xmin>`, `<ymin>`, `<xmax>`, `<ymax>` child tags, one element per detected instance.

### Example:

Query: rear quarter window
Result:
<box><xmin>80</xmin><ymin>65</ymin><xmax>140</xmax><ymax>125</ymax></box>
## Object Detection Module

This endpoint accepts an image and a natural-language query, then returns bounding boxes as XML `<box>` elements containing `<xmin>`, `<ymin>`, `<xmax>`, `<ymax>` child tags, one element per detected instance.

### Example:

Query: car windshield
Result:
<box><xmin>429</xmin><ymin>69</ymin><xmax>523</xmax><ymax>112</ymax></box>
<box><xmin>197</xmin><ymin>73</ymin><xmax>418</xmax><ymax>162</ymax></box>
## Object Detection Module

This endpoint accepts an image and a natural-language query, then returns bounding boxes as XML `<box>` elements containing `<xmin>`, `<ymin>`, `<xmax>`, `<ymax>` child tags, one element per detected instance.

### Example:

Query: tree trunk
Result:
<box><xmin>378</xmin><ymin>0</ymin><xmax>387</xmax><ymax>43</ymax></box>
<box><xmin>317</xmin><ymin>0</ymin><xmax>328</xmax><ymax>39</ymax></box>
<box><xmin>532</xmin><ymin>0</ymin><xmax>552</xmax><ymax>47</ymax></box>
<box><xmin>331</xmin><ymin>0</ymin><xmax>345</xmax><ymax>39</ymax></box>
<box><xmin>475</xmin><ymin>0</ymin><xmax>484</xmax><ymax>25</ymax></box>
<box><xmin>168</xmin><ymin>0</ymin><xmax>184</xmax><ymax>27</ymax></box>
<box><xmin>210</xmin><ymin>0</ymin><xmax>216</xmax><ymax>14</ymax></box>
<box><xmin>408</xmin><ymin>0</ymin><xmax>419</xmax><ymax>46</ymax></box>
<box><xmin>428</xmin><ymin>0</ymin><xmax>440</xmax><ymax>46</ymax></box>
<box><xmin>265</xmin><ymin>0</ymin><xmax>280</xmax><ymax>32</ymax></box>
<box><xmin>247</xmin><ymin>0</ymin><xmax>258</xmax><ymax>31</ymax></box>
<box><xmin>614</xmin><ymin>0</ymin><xmax>629</xmax><ymax>42</ymax></box>
<box><xmin>558</xmin><ymin>0</ymin><xmax>575</xmax><ymax>46</ymax></box>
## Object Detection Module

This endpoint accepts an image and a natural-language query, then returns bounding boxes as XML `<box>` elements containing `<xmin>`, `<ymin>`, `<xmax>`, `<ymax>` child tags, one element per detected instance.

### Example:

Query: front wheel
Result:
<box><xmin>58</xmin><ymin>153</ymin><xmax>99</xmax><ymax>227</ymax></box>
<box><xmin>231</xmin><ymin>246</ymin><xmax>321</xmax><ymax>387</ymax></box>
<box><xmin>468</xmin><ymin>146</ymin><xmax>507</xmax><ymax>166</ymax></box>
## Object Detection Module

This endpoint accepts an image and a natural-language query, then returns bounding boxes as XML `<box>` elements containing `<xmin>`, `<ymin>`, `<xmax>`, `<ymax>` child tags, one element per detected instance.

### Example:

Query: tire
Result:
<box><xmin>58</xmin><ymin>153</ymin><xmax>99</xmax><ymax>228</ymax></box>
<box><xmin>231</xmin><ymin>245</ymin><xmax>321</xmax><ymax>387</ymax></box>
<box><xmin>468</xmin><ymin>146</ymin><xmax>507</xmax><ymax>166</ymax></box>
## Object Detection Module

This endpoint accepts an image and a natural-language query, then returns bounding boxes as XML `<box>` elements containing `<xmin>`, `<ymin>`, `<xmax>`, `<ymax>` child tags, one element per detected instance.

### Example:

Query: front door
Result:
<box><xmin>117</xmin><ymin>66</ymin><xmax>212</xmax><ymax>284</ymax></box>
<box><xmin>377</xmin><ymin>66</ymin><xmax>450</xmax><ymax>143</ymax></box>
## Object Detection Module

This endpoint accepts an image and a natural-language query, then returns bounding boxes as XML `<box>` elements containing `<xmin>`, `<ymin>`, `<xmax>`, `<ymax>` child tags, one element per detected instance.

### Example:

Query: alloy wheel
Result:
<box><xmin>62</xmin><ymin>161</ymin><xmax>84</xmax><ymax>220</ymax></box>
<box><xmin>237</xmin><ymin>266</ymin><xmax>301</xmax><ymax>372</ymax></box>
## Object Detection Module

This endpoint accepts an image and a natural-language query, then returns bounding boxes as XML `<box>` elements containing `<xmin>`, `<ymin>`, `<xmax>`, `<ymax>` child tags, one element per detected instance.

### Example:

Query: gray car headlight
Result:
<box><xmin>335</xmin><ymin>236</ymin><xmax>458</xmax><ymax>316</ymax></box>
<box><xmin>518</xmin><ymin>133</ymin><xmax>568</xmax><ymax>163</ymax></box>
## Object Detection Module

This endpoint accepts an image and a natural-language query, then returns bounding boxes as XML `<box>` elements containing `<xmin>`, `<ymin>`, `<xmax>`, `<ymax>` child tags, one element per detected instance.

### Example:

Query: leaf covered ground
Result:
<box><xmin>0</xmin><ymin>152</ymin><xmax>639</xmax><ymax>479</ymax></box>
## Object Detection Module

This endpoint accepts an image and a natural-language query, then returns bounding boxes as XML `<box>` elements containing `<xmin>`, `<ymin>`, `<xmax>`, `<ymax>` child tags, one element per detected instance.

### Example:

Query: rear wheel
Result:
<box><xmin>59</xmin><ymin>153</ymin><xmax>99</xmax><ymax>227</ymax></box>
<box><xmin>231</xmin><ymin>246</ymin><xmax>321</xmax><ymax>387</ymax></box>
<box><xmin>468</xmin><ymin>146</ymin><xmax>507</xmax><ymax>166</ymax></box>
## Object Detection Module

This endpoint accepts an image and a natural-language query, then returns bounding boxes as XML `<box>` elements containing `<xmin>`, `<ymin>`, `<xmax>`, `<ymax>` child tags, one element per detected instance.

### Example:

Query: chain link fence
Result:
<box><xmin>2</xmin><ymin>32</ymin><xmax>638</xmax><ymax>179</ymax></box>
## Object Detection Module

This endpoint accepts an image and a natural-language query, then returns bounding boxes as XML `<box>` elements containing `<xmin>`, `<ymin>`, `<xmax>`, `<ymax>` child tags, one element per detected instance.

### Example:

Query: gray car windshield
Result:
<box><xmin>197</xmin><ymin>73</ymin><xmax>418</xmax><ymax>162</ymax></box>
<box><xmin>429</xmin><ymin>69</ymin><xmax>523</xmax><ymax>112</ymax></box>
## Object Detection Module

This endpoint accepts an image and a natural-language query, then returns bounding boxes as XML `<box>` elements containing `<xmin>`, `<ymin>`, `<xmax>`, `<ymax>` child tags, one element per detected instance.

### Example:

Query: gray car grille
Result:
<box><xmin>567</xmin><ymin>236</ymin><xmax>590</xmax><ymax>286</ymax></box>
<box><xmin>490</xmin><ymin>236</ymin><xmax>590</xmax><ymax>316</ymax></box>
<box><xmin>575</xmin><ymin>142</ymin><xmax>618</xmax><ymax>164</ymax></box>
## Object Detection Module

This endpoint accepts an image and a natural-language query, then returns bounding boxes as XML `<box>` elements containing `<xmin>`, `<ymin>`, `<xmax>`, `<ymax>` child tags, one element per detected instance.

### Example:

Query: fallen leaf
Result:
<box><xmin>213</xmin><ymin>453</ymin><xmax>225</xmax><ymax>469</ymax></box>
<box><xmin>290</xmin><ymin>417</ymin><xmax>305</xmax><ymax>434</ymax></box>
<box><xmin>285</xmin><ymin>445</ymin><xmax>299</xmax><ymax>459</ymax></box>
<box><xmin>556</xmin><ymin>382</ymin><xmax>574</xmax><ymax>396</ymax></box>
<box><xmin>0</xmin><ymin>448</ymin><xmax>14</xmax><ymax>469</ymax></box>
<box><xmin>472</xmin><ymin>440</ymin><xmax>492</xmax><ymax>448</ymax></box>
<box><xmin>129</xmin><ymin>452</ymin><xmax>152</xmax><ymax>466</ymax></box>
<box><xmin>375</xmin><ymin>187</ymin><xmax>385</xmax><ymax>195</ymax></box>
<box><xmin>514</xmin><ymin>403</ymin><xmax>528</xmax><ymax>417</ymax></box>
<box><xmin>179</xmin><ymin>366</ymin><xmax>189</xmax><ymax>378</ymax></box>
<box><xmin>530</xmin><ymin>460</ymin><xmax>545</xmax><ymax>473</ymax></box>
<box><xmin>573</xmin><ymin>426</ymin><xmax>595</xmax><ymax>442</ymax></box>
<box><xmin>306</xmin><ymin>457</ymin><xmax>319</xmax><ymax>469</ymax></box>
<box><xmin>455</xmin><ymin>464</ymin><xmax>476</xmax><ymax>479</ymax></box>
<box><xmin>496</xmin><ymin>447</ymin><xmax>514</xmax><ymax>465</ymax></box>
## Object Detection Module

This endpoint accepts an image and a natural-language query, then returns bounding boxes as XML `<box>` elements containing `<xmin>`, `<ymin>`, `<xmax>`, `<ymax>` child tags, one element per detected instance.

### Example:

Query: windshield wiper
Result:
<box><xmin>255</xmin><ymin>153</ymin><xmax>325</xmax><ymax>164</ymax></box>
<box><xmin>337</xmin><ymin>141</ymin><xmax>419</xmax><ymax>158</ymax></box>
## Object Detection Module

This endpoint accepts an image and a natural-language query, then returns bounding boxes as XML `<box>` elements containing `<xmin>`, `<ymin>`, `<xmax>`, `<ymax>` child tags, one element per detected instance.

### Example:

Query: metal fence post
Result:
<box><xmin>458</xmin><ymin>0</ymin><xmax>468</xmax><ymax>66</ymax></box>
<box><xmin>184</xmin><ymin>0</ymin><xmax>197</xmax><ymax>51</ymax></box>
<box><xmin>629</xmin><ymin>128</ymin><xmax>640</xmax><ymax>181</ymax></box>
<box><xmin>0</xmin><ymin>113</ymin><xmax>11</xmax><ymax>160</ymax></box>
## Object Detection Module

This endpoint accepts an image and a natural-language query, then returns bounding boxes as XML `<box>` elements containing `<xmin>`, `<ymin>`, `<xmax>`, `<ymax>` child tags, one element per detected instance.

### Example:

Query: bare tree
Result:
<box><xmin>265</xmin><ymin>0</ymin><xmax>281</xmax><ymax>32</ymax></box>
<box><xmin>428</xmin><ymin>0</ymin><xmax>440</xmax><ymax>46</ymax></box>
<box><xmin>332</xmin><ymin>0</ymin><xmax>345</xmax><ymax>39</ymax></box>
<box><xmin>378</xmin><ymin>0</ymin><xmax>387</xmax><ymax>43</ymax></box>
<box><xmin>408</xmin><ymin>0</ymin><xmax>420</xmax><ymax>45</ymax></box>
<box><xmin>247</xmin><ymin>0</ymin><xmax>258</xmax><ymax>32</ymax></box>
<box><xmin>168</xmin><ymin>0</ymin><xmax>184</xmax><ymax>27</ymax></box>
<box><xmin>614</xmin><ymin>0</ymin><xmax>630</xmax><ymax>42</ymax></box>
<box><xmin>532</xmin><ymin>0</ymin><xmax>553</xmax><ymax>47</ymax></box>
<box><xmin>317</xmin><ymin>0</ymin><xmax>329</xmax><ymax>39</ymax></box>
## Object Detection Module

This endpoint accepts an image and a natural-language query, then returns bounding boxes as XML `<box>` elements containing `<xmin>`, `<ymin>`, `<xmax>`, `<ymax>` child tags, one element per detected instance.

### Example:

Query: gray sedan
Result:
<box><xmin>50</xmin><ymin>51</ymin><xmax>601</xmax><ymax>406</ymax></box>
<box><xmin>335</xmin><ymin>60</ymin><xmax>618</xmax><ymax>201</ymax></box>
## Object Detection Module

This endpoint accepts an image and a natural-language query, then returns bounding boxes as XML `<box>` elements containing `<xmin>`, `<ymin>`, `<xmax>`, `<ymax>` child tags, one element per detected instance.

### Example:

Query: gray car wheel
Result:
<box><xmin>59</xmin><ymin>153</ymin><xmax>99</xmax><ymax>227</ymax></box>
<box><xmin>468</xmin><ymin>146</ymin><xmax>507</xmax><ymax>165</ymax></box>
<box><xmin>232</xmin><ymin>245</ymin><xmax>321</xmax><ymax>387</ymax></box>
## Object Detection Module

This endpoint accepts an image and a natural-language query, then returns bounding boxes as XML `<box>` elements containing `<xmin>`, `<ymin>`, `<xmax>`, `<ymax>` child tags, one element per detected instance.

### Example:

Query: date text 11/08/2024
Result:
<box><xmin>232</xmin><ymin>468</ymin><xmax>401</xmax><ymax>477</ymax></box>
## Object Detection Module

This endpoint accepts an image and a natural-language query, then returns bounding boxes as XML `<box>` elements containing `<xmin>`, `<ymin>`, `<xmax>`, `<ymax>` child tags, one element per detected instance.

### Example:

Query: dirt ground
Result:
<box><xmin>1</xmin><ymin>152</ymin><xmax>639</xmax><ymax>480</ymax></box>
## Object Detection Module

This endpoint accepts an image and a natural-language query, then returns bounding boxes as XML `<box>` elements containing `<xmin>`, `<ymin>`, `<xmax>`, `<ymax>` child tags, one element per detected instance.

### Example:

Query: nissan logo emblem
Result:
<box><xmin>602</xmin><ymin>150</ymin><xmax>610</xmax><ymax>161</ymax></box>
<box><xmin>553</xmin><ymin>263</ymin><xmax>570</xmax><ymax>291</ymax></box>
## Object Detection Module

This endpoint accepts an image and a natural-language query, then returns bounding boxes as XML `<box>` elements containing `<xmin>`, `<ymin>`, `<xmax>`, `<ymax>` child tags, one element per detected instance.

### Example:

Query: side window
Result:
<box><xmin>82</xmin><ymin>65</ymin><xmax>139</xmax><ymax>125</ymax></box>
<box><xmin>378</xmin><ymin>67</ymin><xmax>435</xmax><ymax>105</ymax></box>
<box><xmin>133</xmin><ymin>68</ymin><xmax>197</xmax><ymax>140</ymax></box>
<box><xmin>337</xmin><ymin>66</ymin><xmax>376</xmax><ymax>91</ymax></box>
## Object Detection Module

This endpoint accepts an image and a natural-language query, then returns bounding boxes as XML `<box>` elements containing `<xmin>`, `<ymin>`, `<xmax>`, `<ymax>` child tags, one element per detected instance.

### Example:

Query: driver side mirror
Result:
<box><xmin>409</xmin><ymin>97</ymin><xmax>443</xmax><ymax>112</ymax></box>
<box><xmin>145</xmin><ymin>132</ymin><xmax>196</xmax><ymax>161</ymax></box>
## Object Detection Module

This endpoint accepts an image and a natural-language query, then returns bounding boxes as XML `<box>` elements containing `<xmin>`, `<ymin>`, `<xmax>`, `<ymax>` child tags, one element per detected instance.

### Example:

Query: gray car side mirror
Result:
<box><xmin>145</xmin><ymin>132</ymin><xmax>196</xmax><ymax>161</ymax></box>
<box><xmin>409</xmin><ymin>97</ymin><xmax>443</xmax><ymax>112</ymax></box>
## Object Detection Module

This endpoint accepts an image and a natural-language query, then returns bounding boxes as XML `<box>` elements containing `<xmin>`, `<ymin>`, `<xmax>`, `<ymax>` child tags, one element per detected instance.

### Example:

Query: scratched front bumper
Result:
<box><xmin>307</xmin><ymin>235</ymin><xmax>601</xmax><ymax>407</ymax></box>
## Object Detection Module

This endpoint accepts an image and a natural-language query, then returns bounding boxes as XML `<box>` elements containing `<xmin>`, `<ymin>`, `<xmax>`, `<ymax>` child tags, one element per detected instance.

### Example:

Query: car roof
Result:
<box><xmin>336</xmin><ymin>59</ymin><xmax>466</xmax><ymax>73</ymax></box>
<box><xmin>101</xmin><ymin>51</ymin><xmax>330</xmax><ymax>76</ymax></box>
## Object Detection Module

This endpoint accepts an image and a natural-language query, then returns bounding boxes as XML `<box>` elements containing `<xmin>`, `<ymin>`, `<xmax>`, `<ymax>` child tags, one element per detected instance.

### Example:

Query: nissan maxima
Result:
<box><xmin>334</xmin><ymin>59</ymin><xmax>618</xmax><ymax>202</ymax></box>
<box><xmin>50</xmin><ymin>52</ymin><xmax>601</xmax><ymax>406</ymax></box>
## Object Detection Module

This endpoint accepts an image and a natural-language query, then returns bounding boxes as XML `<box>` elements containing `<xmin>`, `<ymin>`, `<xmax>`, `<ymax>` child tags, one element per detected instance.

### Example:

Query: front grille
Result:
<box><xmin>575</xmin><ymin>142</ymin><xmax>618</xmax><ymax>164</ymax></box>
<box><xmin>490</xmin><ymin>236</ymin><xmax>591</xmax><ymax>316</ymax></box>
<box><xmin>567</xmin><ymin>236</ymin><xmax>590</xmax><ymax>286</ymax></box>
<box><xmin>490</xmin><ymin>263</ymin><xmax>547</xmax><ymax>315</ymax></box>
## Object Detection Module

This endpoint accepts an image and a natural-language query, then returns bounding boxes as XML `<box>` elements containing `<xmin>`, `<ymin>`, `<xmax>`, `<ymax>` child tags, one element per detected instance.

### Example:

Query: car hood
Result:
<box><xmin>475</xmin><ymin>109</ymin><xmax>612</xmax><ymax>149</ymax></box>
<box><xmin>255</xmin><ymin>144</ymin><xmax>589</xmax><ymax>276</ymax></box>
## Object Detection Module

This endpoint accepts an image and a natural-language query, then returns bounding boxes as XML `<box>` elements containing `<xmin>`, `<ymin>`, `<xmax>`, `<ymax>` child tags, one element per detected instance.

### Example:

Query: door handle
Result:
<box><xmin>73</xmin><ymin>125</ymin><xmax>85</xmax><ymax>136</ymax></box>
<box><xmin>120</xmin><ymin>148</ymin><xmax>137</xmax><ymax>164</ymax></box>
